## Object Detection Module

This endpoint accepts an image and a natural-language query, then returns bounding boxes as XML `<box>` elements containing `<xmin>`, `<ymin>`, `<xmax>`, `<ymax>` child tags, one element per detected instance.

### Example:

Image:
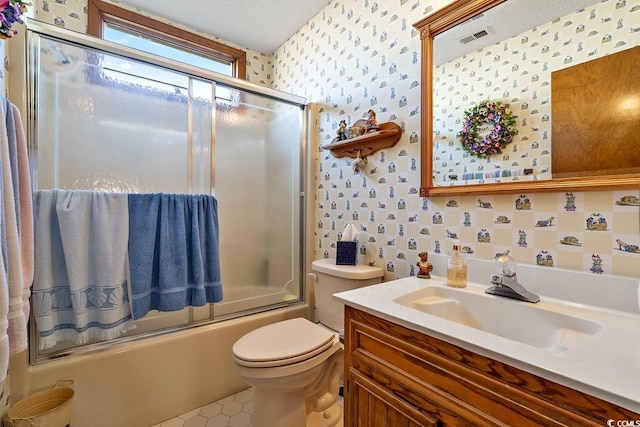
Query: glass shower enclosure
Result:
<box><xmin>26</xmin><ymin>21</ymin><xmax>307</xmax><ymax>362</ymax></box>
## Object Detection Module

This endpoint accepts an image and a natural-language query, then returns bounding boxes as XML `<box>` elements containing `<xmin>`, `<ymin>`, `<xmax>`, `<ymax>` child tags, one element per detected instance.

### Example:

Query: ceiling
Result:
<box><xmin>117</xmin><ymin>0</ymin><xmax>332</xmax><ymax>54</ymax></box>
<box><xmin>116</xmin><ymin>1</ymin><xmax>597</xmax><ymax>59</ymax></box>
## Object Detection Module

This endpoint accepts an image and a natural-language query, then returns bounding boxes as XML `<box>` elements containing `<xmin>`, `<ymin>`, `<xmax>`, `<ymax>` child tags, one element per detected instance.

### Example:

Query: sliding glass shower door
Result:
<box><xmin>27</xmin><ymin>22</ymin><xmax>306</xmax><ymax>361</ymax></box>
<box><xmin>214</xmin><ymin>88</ymin><xmax>303</xmax><ymax>317</ymax></box>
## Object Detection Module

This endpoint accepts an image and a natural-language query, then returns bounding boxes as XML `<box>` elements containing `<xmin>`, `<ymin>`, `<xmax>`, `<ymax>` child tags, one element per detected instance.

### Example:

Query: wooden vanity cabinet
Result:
<box><xmin>344</xmin><ymin>306</ymin><xmax>638</xmax><ymax>426</ymax></box>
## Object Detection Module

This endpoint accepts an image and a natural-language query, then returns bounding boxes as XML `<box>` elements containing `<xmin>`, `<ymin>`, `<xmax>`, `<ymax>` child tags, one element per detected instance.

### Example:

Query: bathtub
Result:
<box><xmin>9</xmin><ymin>303</ymin><xmax>310</xmax><ymax>426</ymax></box>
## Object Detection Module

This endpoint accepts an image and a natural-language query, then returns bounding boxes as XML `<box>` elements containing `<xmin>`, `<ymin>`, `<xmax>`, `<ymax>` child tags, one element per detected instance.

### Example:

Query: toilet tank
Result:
<box><xmin>311</xmin><ymin>259</ymin><xmax>384</xmax><ymax>332</ymax></box>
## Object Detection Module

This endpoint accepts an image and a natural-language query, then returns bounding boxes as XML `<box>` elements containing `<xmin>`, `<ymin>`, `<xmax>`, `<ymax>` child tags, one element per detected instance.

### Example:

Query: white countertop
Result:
<box><xmin>334</xmin><ymin>271</ymin><xmax>640</xmax><ymax>413</ymax></box>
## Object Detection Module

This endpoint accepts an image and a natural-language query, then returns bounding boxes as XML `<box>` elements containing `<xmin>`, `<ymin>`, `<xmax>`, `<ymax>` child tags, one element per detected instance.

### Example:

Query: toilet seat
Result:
<box><xmin>233</xmin><ymin>318</ymin><xmax>335</xmax><ymax>368</ymax></box>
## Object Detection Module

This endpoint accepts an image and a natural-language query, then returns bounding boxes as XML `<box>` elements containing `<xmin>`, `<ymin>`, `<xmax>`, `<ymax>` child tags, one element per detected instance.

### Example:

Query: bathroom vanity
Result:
<box><xmin>335</xmin><ymin>263</ymin><xmax>640</xmax><ymax>426</ymax></box>
<box><xmin>343</xmin><ymin>306</ymin><xmax>636</xmax><ymax>426</ymax></box>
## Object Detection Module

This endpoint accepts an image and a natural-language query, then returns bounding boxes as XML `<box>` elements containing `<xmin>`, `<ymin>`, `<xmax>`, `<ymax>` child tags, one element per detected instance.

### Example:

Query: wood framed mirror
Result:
<box><xmin>413</xmin><ymin>0</ymin><xmax>640</xmax><ymax>197</ymax></box>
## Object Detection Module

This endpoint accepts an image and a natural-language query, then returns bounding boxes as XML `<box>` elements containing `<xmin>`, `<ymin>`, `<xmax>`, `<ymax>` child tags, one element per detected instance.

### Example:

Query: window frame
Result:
<box><xmin>87</xmin><ymin>0</ymin><xmax>246</xmax><ymax>80</ymax></box>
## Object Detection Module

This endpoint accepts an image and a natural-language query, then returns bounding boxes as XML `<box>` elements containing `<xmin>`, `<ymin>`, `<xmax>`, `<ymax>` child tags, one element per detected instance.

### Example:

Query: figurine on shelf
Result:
<box><xmin>416</xmin><ymin>251</ymin><xmax>433</xmax><ymax>279</ymax></box>
<box><xmin>348</xmin><ymin>124</ymin><xmax>365</xmax><ymax>139</ymax></box>
<box><xmin>366</xmin><ymin>109</ymin><xmax>380</xmax><ymax>133</ymax></box>
<box><xmin>337</xmin><ymin>120</ymin><xmax>347</xmax><ymax>141</ymax></box>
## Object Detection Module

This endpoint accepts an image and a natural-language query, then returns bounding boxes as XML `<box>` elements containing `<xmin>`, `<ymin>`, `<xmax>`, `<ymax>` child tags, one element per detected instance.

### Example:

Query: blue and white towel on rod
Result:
<box><xmin>32</xmin><ymin>190</ymin><xmax>136</xmax><ymax>350</ymax></box>
<box><xmin>128</xmin><ymin>193</ymin><xmax>223</xmax><ymax>319</ymax></box>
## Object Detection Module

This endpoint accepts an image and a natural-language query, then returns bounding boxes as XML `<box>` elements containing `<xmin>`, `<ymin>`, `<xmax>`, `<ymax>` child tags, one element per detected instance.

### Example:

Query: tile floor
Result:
<box><xmin>151</xmin><ymin>388</ymin><xmax>255</xmax><ymax>427</ymax></box>
<box><xmin>152</xmin><ymin>387</ymin><xmax>344</xmax><ymax>427</ymax></box>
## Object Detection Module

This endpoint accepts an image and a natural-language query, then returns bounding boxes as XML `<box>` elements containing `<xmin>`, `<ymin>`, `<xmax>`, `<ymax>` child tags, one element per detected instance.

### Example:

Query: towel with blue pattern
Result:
<box><xmin>32</xmin><ymin>190</ymin><xmax>136</xmax><ymax>349</ymax></box>
<box><xmin>128</xmin><ymin>193</ymin><xmax>223</xmax><ymax>319</ymax></box>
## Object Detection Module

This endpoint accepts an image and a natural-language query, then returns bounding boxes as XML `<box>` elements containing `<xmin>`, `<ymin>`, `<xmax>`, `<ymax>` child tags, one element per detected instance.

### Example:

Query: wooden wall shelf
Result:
<box><xmin>322</xmin><ymin>120</ymin><xmax>402</xmax><ymax>159</ymax></box>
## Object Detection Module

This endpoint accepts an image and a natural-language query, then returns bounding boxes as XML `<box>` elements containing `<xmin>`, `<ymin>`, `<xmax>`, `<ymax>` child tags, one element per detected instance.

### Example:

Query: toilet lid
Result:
<box><xmin>233</xmin><ymin>318</ymin><xmax>335</xmax><ymax>367</ymax></box>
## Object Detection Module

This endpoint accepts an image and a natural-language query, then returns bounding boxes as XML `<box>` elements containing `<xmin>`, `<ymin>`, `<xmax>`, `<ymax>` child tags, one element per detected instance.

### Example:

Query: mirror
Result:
<box><xmin>413</xmin><ymin>0</ymin><xmax>640</xmax><ymax>196</ymax></box>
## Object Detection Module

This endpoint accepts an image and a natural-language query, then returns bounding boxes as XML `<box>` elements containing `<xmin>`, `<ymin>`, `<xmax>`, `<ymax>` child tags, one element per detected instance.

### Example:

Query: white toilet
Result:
<box><xmin>232</xmin><ymin>259</ymin><xmax>383</xmax><ymax>427</ymax></box>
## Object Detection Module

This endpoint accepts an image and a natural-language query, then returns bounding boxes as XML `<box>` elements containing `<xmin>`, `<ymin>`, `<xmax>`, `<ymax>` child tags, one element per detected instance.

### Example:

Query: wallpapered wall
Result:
<box><xmin>271</xmin><ymin>0</ymin><xmax>640</xmax><ymax>281</ymax></box>
<box><xmin>433</xmin><ymin>0</ymin><xmax>638</xmax><ymax>186</ymax></box>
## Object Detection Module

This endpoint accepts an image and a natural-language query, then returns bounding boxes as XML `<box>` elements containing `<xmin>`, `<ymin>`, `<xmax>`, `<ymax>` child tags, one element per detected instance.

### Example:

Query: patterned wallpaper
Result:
<box><xmin>272</xmin><ymin>0</ymin><xmax>640</xmax><ymax>281</ymax></box>
<box><xmin>433</xmin><ymin>0</ymin><xmax>639</xmax><ymax>186</ymax></box>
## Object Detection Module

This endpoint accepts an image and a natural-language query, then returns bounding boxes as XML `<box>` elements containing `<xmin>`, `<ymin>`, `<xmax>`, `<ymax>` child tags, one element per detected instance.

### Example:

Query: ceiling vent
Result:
<box><xmin>460</xmin><ymin>29</ymin><xmax>489</xmax><ymax>44</ymax></box>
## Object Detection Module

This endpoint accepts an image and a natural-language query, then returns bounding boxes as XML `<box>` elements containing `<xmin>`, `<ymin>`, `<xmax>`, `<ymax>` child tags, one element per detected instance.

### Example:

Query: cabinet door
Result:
<box><xmin>346</xmin><ymin>368</ymin><xmax>438</xmax><ymax>427</ymax></box>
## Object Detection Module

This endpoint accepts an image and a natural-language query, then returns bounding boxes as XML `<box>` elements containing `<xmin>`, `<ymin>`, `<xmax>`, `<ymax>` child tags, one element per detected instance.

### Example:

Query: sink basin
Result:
<box><xmin>393</xmin><ymin>285</ymin><xmax>603</xmax><ymax>352</ymax></box>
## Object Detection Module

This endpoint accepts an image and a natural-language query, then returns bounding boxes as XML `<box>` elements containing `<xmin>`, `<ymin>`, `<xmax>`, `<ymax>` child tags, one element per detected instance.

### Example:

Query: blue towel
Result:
<box><xmin>128</xmin><ymin>193</ymin><xmax>222</xmax><ymax>319</ymax></box>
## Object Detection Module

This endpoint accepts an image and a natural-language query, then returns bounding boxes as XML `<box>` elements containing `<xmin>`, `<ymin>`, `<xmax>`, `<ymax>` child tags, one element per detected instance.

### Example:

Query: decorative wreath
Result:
<box><xmin>458</xmin><ymin>100</ymin><xmax>517</xmax><ymax>158</ymax></box>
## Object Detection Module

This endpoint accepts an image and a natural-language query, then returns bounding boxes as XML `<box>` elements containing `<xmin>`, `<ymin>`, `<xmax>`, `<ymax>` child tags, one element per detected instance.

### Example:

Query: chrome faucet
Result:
<box><xmin>485</xmin><ymin>251</ymin><xmax>540</xmax><ymax>303</ymax></box>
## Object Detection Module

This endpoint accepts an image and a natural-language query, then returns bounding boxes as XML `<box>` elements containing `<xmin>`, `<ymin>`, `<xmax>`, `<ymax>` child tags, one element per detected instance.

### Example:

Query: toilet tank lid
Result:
<box><xmin>311</xmin><ymin>259</ymin><xmax>384</xmax><ymax>280</ymax></box>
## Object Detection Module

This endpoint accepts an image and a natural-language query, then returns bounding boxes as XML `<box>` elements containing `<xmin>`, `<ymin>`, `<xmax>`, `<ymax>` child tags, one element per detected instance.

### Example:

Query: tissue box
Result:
<box><xmin>336</xmin><ymin>241</ymin><xmax>357</xmax><ymax>265</ymax></box>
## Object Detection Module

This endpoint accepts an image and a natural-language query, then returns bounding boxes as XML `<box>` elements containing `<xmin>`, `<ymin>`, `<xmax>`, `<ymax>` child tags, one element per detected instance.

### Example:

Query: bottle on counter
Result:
<box><xmin>447</xmin><ymin>240</ymin><xmax>467</xmax><ymax>288</ymax></box>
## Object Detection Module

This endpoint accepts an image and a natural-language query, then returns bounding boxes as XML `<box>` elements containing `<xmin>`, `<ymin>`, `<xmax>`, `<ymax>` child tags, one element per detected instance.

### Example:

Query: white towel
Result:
<box><xmin>0</xmin><ymin>98</ymin><xmax>26</xmax><ymax>356</ymax></box>
<box><xmin>32</xmin><ymin>190</ymin><xmax>136</xmax><ymax>349</ymax></box>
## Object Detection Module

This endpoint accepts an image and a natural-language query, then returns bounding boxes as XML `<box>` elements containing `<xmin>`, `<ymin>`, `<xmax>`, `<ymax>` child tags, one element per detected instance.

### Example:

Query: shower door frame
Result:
<box><xmin>23</xmin><ymin>19</ymin><xmax>310</xmax><ymax>364</ymax></box>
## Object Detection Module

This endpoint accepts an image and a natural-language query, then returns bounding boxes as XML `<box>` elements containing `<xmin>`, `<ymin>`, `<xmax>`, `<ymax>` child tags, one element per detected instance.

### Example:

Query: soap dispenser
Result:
<box><xmin>447</xmin><ymin>240</ymin><xmax>467</xmax><ymax>288</ymax></box>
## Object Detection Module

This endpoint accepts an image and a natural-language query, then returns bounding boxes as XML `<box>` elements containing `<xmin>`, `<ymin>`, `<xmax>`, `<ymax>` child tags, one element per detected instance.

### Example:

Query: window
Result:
<box><xmin>87</xmin><ymin>0</ymin><xmax>246</xmax><ymax>80</ymax></box>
